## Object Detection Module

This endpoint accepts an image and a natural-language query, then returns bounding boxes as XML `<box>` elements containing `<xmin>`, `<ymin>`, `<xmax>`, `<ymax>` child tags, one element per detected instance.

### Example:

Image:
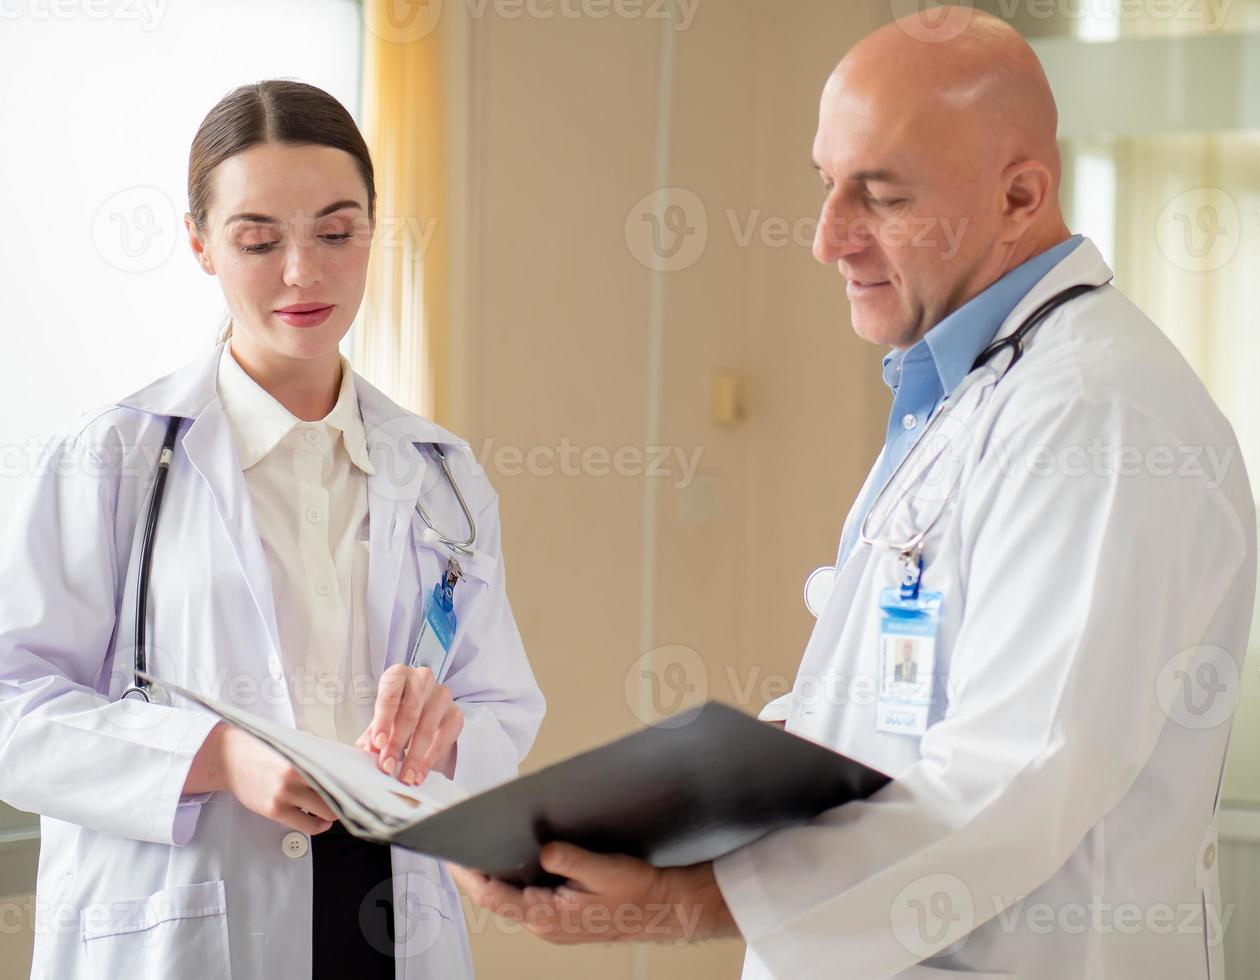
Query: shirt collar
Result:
<box><xmin>216</xmin><ymin>343</ymin><xmax>376</xmax><ymax>475</ymax></box>
<box><xmin>883</xmin><ymin>233</ymin><xmax>1084</xmax><ymax>397</ymax></box>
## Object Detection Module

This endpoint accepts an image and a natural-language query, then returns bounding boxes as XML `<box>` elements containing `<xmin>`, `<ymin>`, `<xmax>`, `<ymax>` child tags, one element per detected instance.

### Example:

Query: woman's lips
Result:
<box><xmin>274</xmin><ymin>305</ymin><xmax>334</xmax><ymax>327</ymax></box>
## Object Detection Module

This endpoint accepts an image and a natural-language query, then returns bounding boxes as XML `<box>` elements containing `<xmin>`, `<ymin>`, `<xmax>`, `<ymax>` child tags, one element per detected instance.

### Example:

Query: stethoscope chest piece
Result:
<box><xmin>804</xmin><ymin>565</ymin><xmax>837</xmax><ymax>619</ymax></box>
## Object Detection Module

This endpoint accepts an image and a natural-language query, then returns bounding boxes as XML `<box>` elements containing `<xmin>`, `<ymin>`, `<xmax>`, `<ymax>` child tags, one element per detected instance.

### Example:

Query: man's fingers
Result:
<box><xmin>448</xmin><ymin>863</ymin><xmax>529</xmax><ymax>913</ymax></box>
<box><xmin>537</xmin><ymin>842</ymin><xmax>635</xmax><ymax>893</ymax></box>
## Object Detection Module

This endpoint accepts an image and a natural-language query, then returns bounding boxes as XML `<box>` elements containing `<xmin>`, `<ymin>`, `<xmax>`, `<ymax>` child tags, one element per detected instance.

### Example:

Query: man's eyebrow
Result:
<box><xmin>809</xmin><ymin>162</ymin><xmax>903</xmax><ymax>184</ymax></box>
<box><xmin>846</xmin><ymin>169</ymin><xmax>900</xmax><ymax>183</ymax></box>
<box><xmin>224</xmin><ymin>199</ymin><xmax>363</xmax><ymax>227</ymax></box>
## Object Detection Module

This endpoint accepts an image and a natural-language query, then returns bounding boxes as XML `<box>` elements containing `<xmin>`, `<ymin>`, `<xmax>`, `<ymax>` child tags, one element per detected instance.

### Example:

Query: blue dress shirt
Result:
<box><xmin>837</xmin><ymin>234</ymin><xmax>1083</xmax><ymax>568</ymax></box>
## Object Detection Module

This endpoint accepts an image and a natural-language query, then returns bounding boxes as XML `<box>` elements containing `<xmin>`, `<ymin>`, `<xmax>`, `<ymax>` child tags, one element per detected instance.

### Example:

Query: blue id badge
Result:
<box><xmin>407</xmin><ymin>558</ymin><xmax>461</xmax><ymax>681</ymax></box>
<box><xmin>876</xmin><ymin>549</ymin><xmax>942</xmax><ymax>737</ymax></box>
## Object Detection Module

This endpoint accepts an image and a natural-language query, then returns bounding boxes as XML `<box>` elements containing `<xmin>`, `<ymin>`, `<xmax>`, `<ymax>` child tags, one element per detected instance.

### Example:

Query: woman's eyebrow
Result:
<box><xmin>224</xmin><ymin>199</ymin><xmax>363</xmax><ymax>227</ymax></box>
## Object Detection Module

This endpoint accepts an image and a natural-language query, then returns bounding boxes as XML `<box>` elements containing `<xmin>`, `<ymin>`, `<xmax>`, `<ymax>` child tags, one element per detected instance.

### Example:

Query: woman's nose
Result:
<box><xmin>282</xmin><ymin>240</ymin><xmax>323</xmax><ymax>288</ymax></box>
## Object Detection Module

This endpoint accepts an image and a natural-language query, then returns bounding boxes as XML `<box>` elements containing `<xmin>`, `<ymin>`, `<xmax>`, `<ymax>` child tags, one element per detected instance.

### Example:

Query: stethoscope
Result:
<box><xmin>803</xmin><ymin>280</ymin><xmax>1107</xmax><ymax>618</ymax></box>
<box><xmin>120</xmin><ymin>430</ymin><xmax>478</xmax><ymax>704</ymax></box>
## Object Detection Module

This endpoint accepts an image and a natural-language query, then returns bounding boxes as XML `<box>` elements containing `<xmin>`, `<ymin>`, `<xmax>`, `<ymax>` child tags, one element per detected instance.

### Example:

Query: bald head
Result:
<box><xmin>812</xmin><ymin>8</ymin><xmax>1072</xmax><ymax>350</ymax></box>
<box><xmin>838</xmin><ymin>9</ymin><xmax>1061</xmax><ymax>190</ymax></box>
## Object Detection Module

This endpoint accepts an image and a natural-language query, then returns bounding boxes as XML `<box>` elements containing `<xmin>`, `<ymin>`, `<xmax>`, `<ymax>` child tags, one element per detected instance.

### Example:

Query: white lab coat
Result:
<box><xmin>716</xmin><ymin>239</ymin><xmax>1257</xmax><ymax>980</ymax></box>
<box><xmin>0</xmin><ymin>342</ymin><xmax>546</xmax><ymax>979</ymax></box>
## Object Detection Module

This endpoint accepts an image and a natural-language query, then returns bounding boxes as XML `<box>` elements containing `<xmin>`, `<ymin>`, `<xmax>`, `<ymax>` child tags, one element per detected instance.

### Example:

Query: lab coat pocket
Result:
<box><xmin>401</xmin><ymin>870</ymin><xmax>470</xmax><ymax>979</ymax></box>
<box><xmin>80</xmin><ymin>879</ymin><xmax>231</xmax><ymax>978</ymax></box>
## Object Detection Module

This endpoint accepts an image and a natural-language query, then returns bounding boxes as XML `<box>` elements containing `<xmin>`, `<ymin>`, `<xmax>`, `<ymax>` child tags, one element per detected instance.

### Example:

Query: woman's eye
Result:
<box><xmin>240</xmin><ymin>233</ymin><xmax>351</xmax><ymax>255</ymax></box>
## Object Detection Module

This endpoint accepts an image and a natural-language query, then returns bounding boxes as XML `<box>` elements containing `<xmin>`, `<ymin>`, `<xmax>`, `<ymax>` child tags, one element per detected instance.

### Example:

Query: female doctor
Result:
<box><xmin>0</xmin><ymin>79</ymin><xmax>545</xmax><ymax>979</ymax></box>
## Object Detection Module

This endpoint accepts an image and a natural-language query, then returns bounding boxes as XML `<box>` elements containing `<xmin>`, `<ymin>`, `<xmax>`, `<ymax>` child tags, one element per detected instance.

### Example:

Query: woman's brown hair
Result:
<box><xmin>186</xmin><ymin>79</ymin><xmax>376</xmax><ymax>343</ymax></box>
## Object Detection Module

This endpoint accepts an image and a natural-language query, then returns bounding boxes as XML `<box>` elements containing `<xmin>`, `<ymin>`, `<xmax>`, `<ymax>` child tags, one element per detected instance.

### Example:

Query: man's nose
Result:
<box><xmin>813</xmin><ymin>195</ymin><xmax>867</xmax><ymax>265</ymax></box>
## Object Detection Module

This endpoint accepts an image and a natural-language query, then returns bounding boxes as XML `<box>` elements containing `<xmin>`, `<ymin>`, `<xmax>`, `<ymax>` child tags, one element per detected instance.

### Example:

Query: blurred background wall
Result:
<box><xmin>1</xmin><ymin>1</ymin><xmax>1258</xmax><ymax>977</ymax></box>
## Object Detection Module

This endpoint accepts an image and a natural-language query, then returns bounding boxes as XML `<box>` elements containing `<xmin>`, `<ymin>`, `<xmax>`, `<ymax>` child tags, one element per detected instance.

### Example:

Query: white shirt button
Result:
<box><xmin>282</xmin><ymin>831</ymin><xmax>309</xmax><ymax>858</ymax></box>
<box><xmin>267</xmin><ymin>653</ymin><xmax>284</xmax><ymax>681</ymax></box>
<box><xmin>317</xmin><ymin>670</ymin><xmax>333</xmax><ymax>684</ymax></box>
<box><xmin>315</xmin><ymin>581</ymin><xmax>331</xmax><ymax>597</ymax></box>
<box><xmin>902</xmin><ymin>414</ymin><xmax>918</xmax><ymax>431</ymax></box>
<box><xmin>306</xmin><ymin>507</ymin><xmax>323</xmax><ymax>523</ymax></box>
<box><xmin>303</xmin><ymin>429</ymin><xmax>320</xmax><ymax>446</ymax></box>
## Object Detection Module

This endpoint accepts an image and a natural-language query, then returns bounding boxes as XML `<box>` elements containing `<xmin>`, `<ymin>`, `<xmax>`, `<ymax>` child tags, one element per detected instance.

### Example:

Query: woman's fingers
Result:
<box><xmin>362</xmin><ymin>665</ymin><xmax>462</xmax><ymax>781</ymax></box>
<box><xmin>400</xmin><ymin>693</ymin><xmax>463</xmax><ymax>784</ymax></box>
<box><xmin>285</xmin><ymin>805</ymin><xmax>335</xmax><ymax>835</ymax></box>
<box><xmin>380</xmin><ymin>669</ymin><xmax>434</xmax><ymax>776</ymax></box>
<box><xmin>290</xmin><ymin>782</ymin><xmax>337</xmax><ymax>823</ymax></box>
<box><xmin>366</xmin><ymin>664</ymin><xmax>412</xmax><ymax>756</ymax></box>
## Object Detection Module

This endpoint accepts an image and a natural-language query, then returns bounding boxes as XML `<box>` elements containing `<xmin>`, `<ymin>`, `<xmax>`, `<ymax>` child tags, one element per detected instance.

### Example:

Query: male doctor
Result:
<box><xmin>454</xmin><ymin>9</ymin><xmax>1257</xmax><ymax>979</ymax></box>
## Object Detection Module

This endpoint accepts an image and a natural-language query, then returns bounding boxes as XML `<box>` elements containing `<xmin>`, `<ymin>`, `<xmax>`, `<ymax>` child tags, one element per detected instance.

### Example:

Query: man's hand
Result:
<box><xmin>355</xmin><ymin>664</ymin><xmax>462</xmax><ymax>784</ymax></box>
<box><xmin>449</xmin><ymin>843</ymin><xmax>740</xmax><ymax>945</ymax></box>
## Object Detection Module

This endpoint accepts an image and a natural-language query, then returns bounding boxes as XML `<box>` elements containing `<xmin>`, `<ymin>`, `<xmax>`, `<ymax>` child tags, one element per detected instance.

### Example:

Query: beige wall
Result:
<box><xmin>455</xmin><ymin>1</ymin><xmax>884</xmax><ymax>976</ymax></box>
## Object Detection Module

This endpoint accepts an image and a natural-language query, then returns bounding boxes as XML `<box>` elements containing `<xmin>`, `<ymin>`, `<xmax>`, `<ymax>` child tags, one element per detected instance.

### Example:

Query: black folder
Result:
<box><xmin>393</xmin><ymin>700</ymin><xmax>892</xmax><ymax>887</ymax></box>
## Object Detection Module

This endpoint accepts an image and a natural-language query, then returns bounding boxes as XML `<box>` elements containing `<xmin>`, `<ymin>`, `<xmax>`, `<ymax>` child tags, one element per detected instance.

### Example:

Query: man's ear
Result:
<box><xmin>1000</xmin><ymin>159</ymin><xmax>1054</xmax><ymax>238</ymax></box>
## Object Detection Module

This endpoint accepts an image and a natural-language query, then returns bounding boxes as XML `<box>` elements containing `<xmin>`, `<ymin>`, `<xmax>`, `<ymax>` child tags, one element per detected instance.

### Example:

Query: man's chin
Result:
<box><xmin>850</xmin><ymin>310</ymin><xmax>916</xmax><ymax>350</ymax></box>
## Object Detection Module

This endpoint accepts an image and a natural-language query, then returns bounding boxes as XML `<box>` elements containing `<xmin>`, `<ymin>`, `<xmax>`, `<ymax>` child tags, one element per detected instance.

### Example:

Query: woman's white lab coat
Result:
<box><xmin>0</xmin><ymin>343</ymin><xmax>546</xmax><ymax>979</ymax></box>
<box><xmin>717</xmin><ymin>239</ymin><xmax>1258</xmax><ymax>980</ymax></box>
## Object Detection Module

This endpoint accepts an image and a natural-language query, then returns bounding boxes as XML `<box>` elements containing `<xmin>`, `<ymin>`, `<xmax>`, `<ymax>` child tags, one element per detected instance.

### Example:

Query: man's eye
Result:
<box><xmin>868</xmin><ymin>195</ymin><xmax>906</xmax><ymax>208</ymax></box>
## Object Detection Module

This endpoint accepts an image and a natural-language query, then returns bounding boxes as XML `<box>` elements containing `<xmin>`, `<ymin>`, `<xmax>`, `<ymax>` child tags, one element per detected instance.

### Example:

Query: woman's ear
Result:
<box><xmin>185</xmin><ymin>213</ymin><xmax>216</xmax><ymax>275</ymax></box>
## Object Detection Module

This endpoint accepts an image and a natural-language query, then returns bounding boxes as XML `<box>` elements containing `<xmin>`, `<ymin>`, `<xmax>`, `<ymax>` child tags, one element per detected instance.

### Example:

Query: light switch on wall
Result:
<box><xmin>712</xmin><ymin>371</ymin><xmax>744</xmax><ymax>427</ymax></box>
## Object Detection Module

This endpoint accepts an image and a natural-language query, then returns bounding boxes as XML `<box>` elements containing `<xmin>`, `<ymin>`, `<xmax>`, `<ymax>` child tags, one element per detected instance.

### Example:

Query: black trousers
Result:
<box><xmin>311</xmin><ymin>820</ymin><xmax>396</xmax><ymax>979</ymax></box>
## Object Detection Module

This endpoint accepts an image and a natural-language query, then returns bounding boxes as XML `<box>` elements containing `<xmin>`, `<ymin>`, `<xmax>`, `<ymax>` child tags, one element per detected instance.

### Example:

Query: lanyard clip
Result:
<box><xmin>440</xmin><ymin>557</ymin><xmax>463</xmax><ymax>606</ymax></box>
<box><xmin>898</xmin><ymin>548</ymin><xmax>923</xmax><ymax>601</ymax></box>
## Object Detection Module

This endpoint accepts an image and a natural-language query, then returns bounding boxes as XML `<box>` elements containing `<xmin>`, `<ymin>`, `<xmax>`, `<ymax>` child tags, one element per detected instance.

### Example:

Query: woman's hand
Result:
<box><xmin>355</xmin><ymin>664</ymin><xmax>463</xmax><ymax>785</ymax></box>
<box><xmin>191</xmin><ymin>723</ymin><xmax>338</xmax><ymax>835</ymax></box>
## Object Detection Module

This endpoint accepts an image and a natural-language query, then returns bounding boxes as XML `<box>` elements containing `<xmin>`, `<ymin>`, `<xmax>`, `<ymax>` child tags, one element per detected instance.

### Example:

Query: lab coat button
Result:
<box><xmin>1203</xmin><ymin>843</ymin><xmax>1216</xmax><ymax>870</ymax></box>
<box><xmin>282</xmin><ymin>832</ymin><xmax>309</xmax><ymax>858</ymax></box>
<box><xmin>267</xmin><ymin>654</ymin><xmax>284</xmax><ymax>681</ymax></box>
